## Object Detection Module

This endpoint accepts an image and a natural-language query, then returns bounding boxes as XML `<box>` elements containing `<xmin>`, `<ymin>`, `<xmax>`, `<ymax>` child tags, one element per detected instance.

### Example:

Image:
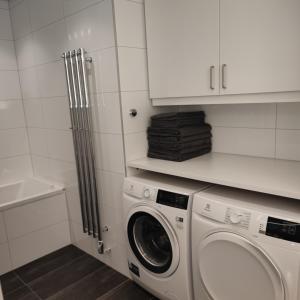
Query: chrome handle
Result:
<box><xmin>210</xmin><ymin>66</ymin><xmax>215</xmax><ymax>90</ymax></box>
<box><xmin>222</xmin><ymin>64</ymin><xmax>227</xmax><ymax>89</ymax></box>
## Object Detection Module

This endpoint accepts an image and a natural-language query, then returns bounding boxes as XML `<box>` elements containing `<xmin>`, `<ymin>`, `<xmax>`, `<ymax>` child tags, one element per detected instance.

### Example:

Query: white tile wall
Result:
<box><xmin>10</xmin><ymin>0</ymin><xmax>31</xmax><ymax>39</ymax></box>
<box><xmin>10</xmin><ymin>220</ymin><xmax>70</xmax><ymax>268</ymax></box>
<box><xmin>28</xmin><ymin>0</ymin><xmax>64</xmax><ymax>31</ymax></box>
<box><xmin>0</xmin><ymin>71</ymin><xmax>21</xmax><ymax>100</ymax></box>
<box><xmin>0</xmin><ymin>128</ymin><xmax>29</xmax><ymax>158</ymax></box>
<box><xmin>0</xmin><ymin>0</ymin><xmax>9</xmax><ymax>10</ymax></box>
<box><xmin>0</xmin><ymin>100</ymin><xmax>25</xmax><ymax>129</ymax></box>
<box><xmin>0</xmin><ymin>40</ymin><xmax>17</xmax><ymax>70</ymax></box>
<box><xmin>0</xmin><ymin>156</ymin><xmax>32</xmax><ymax>185</ymax></box>
<box><xmin>65</xmin><ymin>0</ymin><xmax>115</xmax><ymax>52</ymax></box>
<box><xmin>0</xmin><ymin>213</ymin><xmax>7</xmax><ymax>244</ymax></box>
<box><xmin>117</xmin><ymin>47</ymin><xmax>148</xmax><ymax>91</ymax></box>
<box><xmin>0</xmin><ymin>243</ymin><xmax>11</xmax><ymax>275</ymax></box>
<box><xmin>0</xmin><ymin>191</ymin><xmax>70</xmax><ymax>273</ymax></box>
<box><xmin>114</xmin><ymin>0</ymin><xmax>146</xmax><ymax>48</ymax></box>
<box><xmin>0</xmin><ymin>9</ymin><xmax>13</xmax><ymax>40</ymax></box>
<box><xmin>276</xmin><ymin>130</ymin><xmax>300</xmax><ymax>161</ymax></box>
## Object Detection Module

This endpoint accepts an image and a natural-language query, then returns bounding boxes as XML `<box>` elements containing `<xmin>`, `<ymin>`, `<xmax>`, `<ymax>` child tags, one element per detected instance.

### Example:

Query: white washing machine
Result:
<box><xmin>123</xmin><ymin>172</ymin><xmax>211</xmax><ymax>300</ymax></box>
<box><xmin>192</xmin><ymin>185</ymin><xmax>300</xmax><ymax>300</ymax></box>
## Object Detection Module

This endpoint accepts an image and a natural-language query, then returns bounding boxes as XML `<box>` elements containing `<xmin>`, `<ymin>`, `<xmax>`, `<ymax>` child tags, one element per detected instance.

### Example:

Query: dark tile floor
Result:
<box><xmin>0</xmin><ymin>245</ymin><xmax>157</xmax><ymax>300</ymax></box>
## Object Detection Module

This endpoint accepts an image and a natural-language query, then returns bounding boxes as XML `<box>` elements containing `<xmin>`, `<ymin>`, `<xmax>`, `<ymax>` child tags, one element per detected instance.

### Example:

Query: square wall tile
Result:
<box><xmin>89</xmin><ymin>48</ymin><xmax>119</xmax><ymax>94</ymax></box>
<box><xmin>4</xmin><ymin>193</ymin><xmax>68</xmax><ymax>240</ymax></box>
<box><xmin>277</xmin><ymin>103</ymin><xmax>300</xmax><ymax>130</ymax></box>
<box><xmin>14</xmin><ymin>34</ymin><xmax>35</xmax><ymax>69</ymax></box>
<box><xmin>66</xmin><ymin>0</ymin><xmax>115</xmax><ymax>52</ymax></box>
<box><xmin>0</xmin><ymin>212</ymin><xmax>7</xmax><ymax>244</ymax></box>
<box><xmin>121</xmin><ymin>90</ymin><xmax>155</xmax><ymax>134</ymax></box>
<box><xmin>10</xmin><ymin>0</ymin><xmax>31</xmax><ymax>39</ymax></box>
<box><xmin>63</xmin><ymin>0</ymin><xmax>102</xmax><ymax>17</ymax></box>
<box><xmin>28</xmin><ymin>128</ymin><xmax>48</xmax><ymax>156</ymax></box>
<box><xmin>0</xmin><ymin>156</ymin><xmax>33</xmax><ymax>185</ymax></box>
<box><xmin>19</xmin><ymin>68</ymin><xmax>41</xmax><ymax>99</ymax></box>
<box><xmin>118</xmin><ymin>47</ymin><xmax>148</xmax><ymax>91</ymax></box>
<box><xmin>34</xmin><ymin>20</ymin><xmax>67</xmax><ymax>65</ymax></box>
<box><xmin>124</xmin><ymin>131</ymin><xmax>147</xmax><ymax>162</ymax></box>
<box><xmin>98</xmin><ymin>170</ymin><xmax>124</xmax><ymax>212</ymax></box>
<box><xmin>36</xmin><ymin>61</ymin><xmax>67</xmax><ymax>98</ymax></box>
<box><xmin>46</xmin><ymin>129</ymin><xmax>75</xmax><ymax>162</ymax></box>
<box><xmin>28</xmin><ymin>0</ymin><xmax>64</xmax><ymax>31</ymax></box>
<box><xmin>92</xmin><ymin>93</ymin><xmax>122</xmax><ymax>134</ymax></box>
<box><xmin>0</xmin><ymin>100</ymin><xmax>25</xmax><ymax>129</ymax></box>
<box><xmin>9</xmin><ymin>221</ymin><xmax>71</xmax><ymax>269</ymax></box>
<box><xmin>212</xmin><ymin>127</ymin><xmax>276</xmax><ymax>158</ymax></box>
<box><xmin>0</xmin><ymin>128</ymin><xmax>29</xmax><ymax>158</ymax></box>
<box><xmin>0</xmin><ymin>1</ymin><xmax>9</xmax><ymax>9</ymax></box>
<box><xmin>0</xmin><ymin>9</ymin><xmax>13</xmax><ymax>40</ymax></box>
<box><xmin>114</xmin><ymin>0</ymin><xmax>146</xmax><ymax>48</ymax></box>
<box><xmin>276</xmin><ymin>130</ymin><xmax>300</xmax><ymax>161</ymax></box>
<box><xmin>0</xmin><ymin>71</ymin><xmax>21</xmax><ymax>100</ymax></box>
<box><xmin>0</xmin><ymin>243</ymin><xmax>12</xmax><ymax>275</ymax></box>
<box><xmin>94</xmin><ymin>133</ymin><xmax>125</xmax><ymax>174</ymax></box>
<box><xmin>0</xmin><ymin>40</ymin><xmax>17</xmax><ymax>70</ymax></box>
<box><xmin>65</xmin><ymin>184</ymin><xmax>82</xmax><ymax>224</ymax></box>
<box><xmin>203</xmin><ymin>103</ymin><xmax>276</xmax><ymax>129</ymax></box>
<box><xmin>24</xmin><ymin>99</ymin><xmax>43</xmax><ymax>128</ymax></box>
<box><xmin>43</xmin><ymin>97</ymin><xmax>71</xmax><ymax>130</ymax></box>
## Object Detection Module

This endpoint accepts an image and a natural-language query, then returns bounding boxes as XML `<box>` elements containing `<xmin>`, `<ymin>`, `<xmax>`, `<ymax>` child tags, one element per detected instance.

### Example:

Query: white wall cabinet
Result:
<box><xmin>145</xmin><ymin>0</ymin><xmax>300</xmax><ymax>102</ymax></box>
<box><xmin>145</xmin><ymin>0</ymin><xmax>220</xmax><ymax>99</ymax></box>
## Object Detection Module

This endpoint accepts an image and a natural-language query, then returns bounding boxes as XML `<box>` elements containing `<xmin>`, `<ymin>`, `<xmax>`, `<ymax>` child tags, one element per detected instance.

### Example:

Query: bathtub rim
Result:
<box><xmin>0</xmin><ymin>177</ymin><xmax>65</xmax><ymax>212</ymax></box>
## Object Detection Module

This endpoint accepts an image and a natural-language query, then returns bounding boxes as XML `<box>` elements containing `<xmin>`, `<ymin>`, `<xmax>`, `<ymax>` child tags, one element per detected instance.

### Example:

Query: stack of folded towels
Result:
<box><xmin>147</xmin><ymin>111</ymin><xmax>212</xmax><ymax>162</ymax></box>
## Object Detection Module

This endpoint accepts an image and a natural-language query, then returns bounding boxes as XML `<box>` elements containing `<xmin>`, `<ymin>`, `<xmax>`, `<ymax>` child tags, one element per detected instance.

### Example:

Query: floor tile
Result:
<box><xmin>0</xmin><ymin>272</ymin><xmax>24</xmax><ymax>295</ymax></box>
<box><xmin>29</xmin><ymin>254</ymin><xmax>104</xmax><ymax>299</ymax></box>
<box><xmin>48</xmin><ymin>266</ymin><xmax>127</xmax><ymax>300</ymax></box>
<box><xmin>15</xmin><ymin>245</ymin><xmax>84</xmax><ymax>284</ymax></box>
<box><xmin>100</xmin><ymin>281</ymin><xmax>158</xmax><ymax>300</ymax></box>
<box><xmin>3</xmin><ymin>286</ymin><xmax>39</xmax><ymax>300</ymax></box>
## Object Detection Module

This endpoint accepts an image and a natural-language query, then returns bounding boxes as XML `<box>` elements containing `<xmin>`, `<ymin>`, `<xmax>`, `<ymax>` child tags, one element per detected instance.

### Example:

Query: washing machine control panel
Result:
<box><xmin>124</xmin><ymin>180</ymin><xmax>190</xmax><ymax>209</ymax></box>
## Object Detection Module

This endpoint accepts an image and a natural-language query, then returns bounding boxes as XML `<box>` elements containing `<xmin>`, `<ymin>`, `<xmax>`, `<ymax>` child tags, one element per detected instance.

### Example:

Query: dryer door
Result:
<box><xmin>127</xmin><ymin>206</ymin><xmax>180</xmax><ymax>277</ymax></box>
<box><xmin>197</xmin><ymin>231</ymin><xmax>285</xmax><ymax>300</ymax></box>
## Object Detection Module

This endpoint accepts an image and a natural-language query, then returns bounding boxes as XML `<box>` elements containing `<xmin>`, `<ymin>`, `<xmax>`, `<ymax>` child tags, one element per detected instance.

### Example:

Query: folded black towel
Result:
<box><xmin>148</xmin><ymin>147</ymin><xmax>211</xmax><ymax>162</ymax></box>
<box><xmin>151</xmin><ymin>113</ymin><xmax>205</xmax><ymax>128</ymax></box>
<box><xmin>148</xmin><ymin>138</ymin><xmax>212</xmax><ymax>152</ymax></box>
<box><xmin>148</xmin><ymin>132</ymin><xmax>212</xmax><ymax>143</ymax></box>
<box><xmin>147</xmin><ymin>124</ymin><xmax>212</xmax><ymax>138</ymax></box>
<box><xmin>151</xmin><ymin>111</ymin><xmax>205</xmax><ymax>121</ymax></box>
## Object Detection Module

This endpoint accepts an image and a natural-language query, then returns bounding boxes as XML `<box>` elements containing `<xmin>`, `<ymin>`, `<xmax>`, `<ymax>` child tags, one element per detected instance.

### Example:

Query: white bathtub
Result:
<box><xmin>0</xmin><ymin>177</ymin><xmax>64</xmax><ymax>211</ymax></box>
<box><xmin>0</xmin><ymin>178</ymin><xmax>70</xmax><ymax>274</ymax></box>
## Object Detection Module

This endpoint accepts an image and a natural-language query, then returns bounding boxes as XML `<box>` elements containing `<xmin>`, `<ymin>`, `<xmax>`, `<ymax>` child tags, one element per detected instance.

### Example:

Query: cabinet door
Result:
<box><xmin>220</xmin><ymin>0</ymin><xmax>300</xmax><ymax>95</ymax></box>
<box><xmin>145</xmin><ymin>0</ymin><xmax>219</xmax><ymax>99</ymax></box>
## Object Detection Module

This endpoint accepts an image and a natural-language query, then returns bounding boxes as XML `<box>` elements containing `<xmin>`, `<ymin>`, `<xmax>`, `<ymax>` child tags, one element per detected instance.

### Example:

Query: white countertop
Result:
<box><xmin>127</xmin><ymin>153</ymin><xmax>300</xmax><ymax>200</ymax></box>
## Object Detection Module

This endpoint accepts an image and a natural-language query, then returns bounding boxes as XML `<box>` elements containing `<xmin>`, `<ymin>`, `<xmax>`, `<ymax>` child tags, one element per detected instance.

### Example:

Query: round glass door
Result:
<box><xmin>127</xmin><ymin>210</ymin><xmax>178</xmax><ymax>275</ymax></box>
<box><xmin>197</xmin><ymin>232</ymin><xmax>285</xmax><ymax>300</ymax></box>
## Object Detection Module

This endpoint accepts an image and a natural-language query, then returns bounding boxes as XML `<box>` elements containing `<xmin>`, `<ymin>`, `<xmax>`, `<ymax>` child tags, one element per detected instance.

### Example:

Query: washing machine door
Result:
<box><xmin>127</xmin><ymin>206</ymin><xmax>180</xmax><ymax>277</ymax></box>
<box><xmin>197</xmin><ymin>231</ymin><xmax>285</xmax><ymax>300</ymax></box>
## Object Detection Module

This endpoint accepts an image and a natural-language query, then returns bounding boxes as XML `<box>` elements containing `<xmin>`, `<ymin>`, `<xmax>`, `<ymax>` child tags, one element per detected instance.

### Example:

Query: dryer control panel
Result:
<box><xmin>199</xmin><ymin>200</ymin><xmax>252</xmax><ymax>229</ymax></box>
<box><xmin>259</xmin><ymin>216</ymin><xmax>300</xmax><ymax>243</ymax></box>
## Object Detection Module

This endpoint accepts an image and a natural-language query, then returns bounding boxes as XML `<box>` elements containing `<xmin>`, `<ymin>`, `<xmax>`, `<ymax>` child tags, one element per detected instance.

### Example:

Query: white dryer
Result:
<box><xmin>192</xmin><ymin>185</ymin><xmax>300</xmax><ymax>300</ymax></box>
<box><xmin>123</xmin><ymin>173</ymin><xmax>211</xmax><ymax>300</ymax></box>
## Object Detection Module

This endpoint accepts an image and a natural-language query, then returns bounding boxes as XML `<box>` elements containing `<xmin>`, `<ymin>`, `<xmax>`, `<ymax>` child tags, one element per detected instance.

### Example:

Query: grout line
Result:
<box><xmin>274</xmin><ymin>103</ymin><xmax>278</xmax><ymax>158</ymax></box>
<box><xmin>97</xmin><ymin>279</ymin><xmax>130</xmax><ymax>300</ymax></box>
<box><xmin>47</xmin><ymin>264</ymin><xmax>107</xmax><ymax>299</ymax></box>
<box><xmin>14</xmin><ymin>272</ymin><xmax>42</xmax><ymax>300</ymax></box>
<box><xmin>27</xmin><ymin>251</ymin><xmax>87</xmax><ymax>287</ymax></box>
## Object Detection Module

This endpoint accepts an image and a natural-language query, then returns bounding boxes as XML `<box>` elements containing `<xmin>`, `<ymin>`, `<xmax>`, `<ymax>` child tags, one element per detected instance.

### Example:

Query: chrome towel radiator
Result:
<box><xmin>62</xmin><ymin>48</ymin><xmax>104</xmax><ymax>254</ymax></box>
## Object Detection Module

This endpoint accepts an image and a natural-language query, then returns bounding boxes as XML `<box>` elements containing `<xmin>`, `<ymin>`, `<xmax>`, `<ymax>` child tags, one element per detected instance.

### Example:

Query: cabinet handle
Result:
<box><xmin>222</xmin><ymin>64</ymin><xmax>227</xmax><ymax>89</ymax></box>
<box><xmin>210</xmin><ymin>66</ymin><xmax>215</xmax><ymax>90</ymax></box>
